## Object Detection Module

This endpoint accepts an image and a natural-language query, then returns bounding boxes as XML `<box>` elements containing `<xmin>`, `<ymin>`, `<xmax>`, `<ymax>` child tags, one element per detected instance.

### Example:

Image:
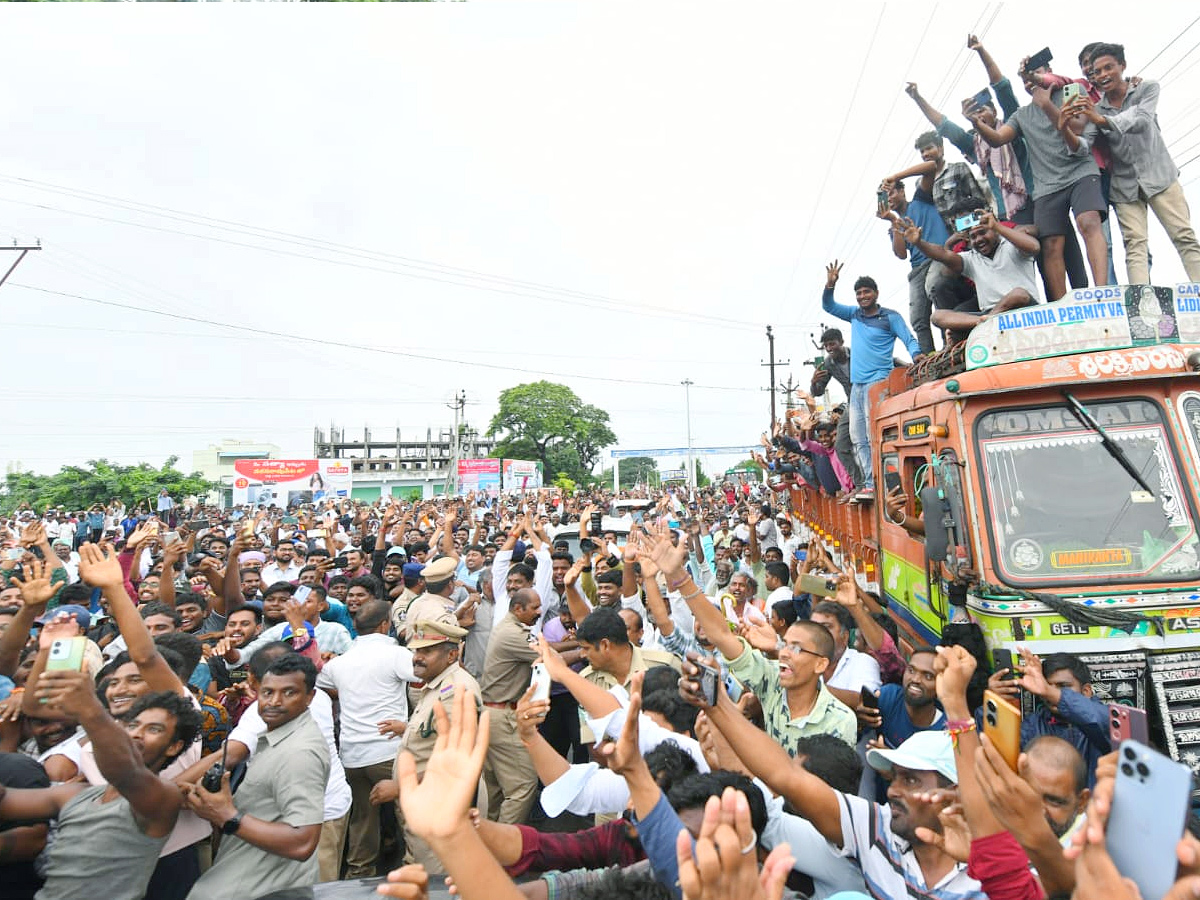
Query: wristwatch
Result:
<box><xmin>221</xmin><ymin>813</ymin><xmax>243</xmax><ymax>835</ymax></box>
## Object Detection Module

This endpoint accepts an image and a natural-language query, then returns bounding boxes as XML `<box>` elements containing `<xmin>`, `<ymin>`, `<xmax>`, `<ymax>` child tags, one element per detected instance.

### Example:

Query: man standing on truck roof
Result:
<box><xmin>822</xmin><ymin>261</ymin><xmax>924</xmax><ymax>504</ymax></box>
<box><xmin>810</xmin><ymin>327</ymin><xmax>862</xmax><ymax>489</ymax></box>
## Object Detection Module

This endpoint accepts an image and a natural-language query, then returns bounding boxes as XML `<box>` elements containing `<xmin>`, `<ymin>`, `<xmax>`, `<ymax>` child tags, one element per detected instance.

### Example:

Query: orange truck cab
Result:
<box><xmin>791</xmin><ymin>282</ymin><xmax>1200</xmax><ymax>772</ymax></box>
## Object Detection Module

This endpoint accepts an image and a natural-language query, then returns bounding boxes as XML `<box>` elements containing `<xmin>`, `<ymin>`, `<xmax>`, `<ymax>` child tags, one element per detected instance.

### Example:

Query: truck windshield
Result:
<box><xmin>976</xmin><ymin>398</ymin><xmax>1200</xmax><ymax>587</ymax></box>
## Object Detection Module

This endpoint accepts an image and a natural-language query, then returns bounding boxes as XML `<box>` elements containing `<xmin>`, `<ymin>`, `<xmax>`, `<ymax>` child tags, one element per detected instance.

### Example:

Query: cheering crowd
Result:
<box><xmin>3</xmin><ymin>34</ymin><xmax>1200</xmax><ymax>900</ymax></box>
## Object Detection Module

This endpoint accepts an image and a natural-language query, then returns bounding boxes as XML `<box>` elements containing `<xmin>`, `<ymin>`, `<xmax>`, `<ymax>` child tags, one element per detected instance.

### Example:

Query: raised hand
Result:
<box><xmin>904</xmin><ymin>81</ymin><xmax>919</xmax><ymax>98</ymax></box>
<box><xmin>394</xmin><ymin>686</ymin><xmax>489</xmax><ymax>842</ymax></box>
<box><xmin>18</xmin><ymin>558</ymin><xmax>59</xmax><ymax>611</ymax></box>
<box><xmin>675</xmin><ymin>786</ymin><xmax>794</xmax><ymax>900</ymax></box>
<box><xmin>515</xmin><ymin>684</ymin><xmax>550</xmax><ymax>742</ymax></box>
<box><xmin>77</xmin><ymin>542</ymin><xmax>125</xmax><ymax>592</ymax></box>
<box><xmin>825</xmin><ymin>260</ymin><xmax>843</xmax><ymax>289</ymax></box>
<box><xmin>912</xmin><ymin>796</ymin><xmax>971</xmax><ymax>863</ymax></box>
<box><xmin>967</xmin><ymin>33</ymin><xmax>982</xmax><ymax>51</ymax></box>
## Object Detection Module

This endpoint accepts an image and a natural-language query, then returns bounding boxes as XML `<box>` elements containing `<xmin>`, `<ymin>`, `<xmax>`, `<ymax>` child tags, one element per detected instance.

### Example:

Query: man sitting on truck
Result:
<box><xmin>900</xmin><ymin>207</ymin><xmax>1041</xmax><ymax>342</ymax></box>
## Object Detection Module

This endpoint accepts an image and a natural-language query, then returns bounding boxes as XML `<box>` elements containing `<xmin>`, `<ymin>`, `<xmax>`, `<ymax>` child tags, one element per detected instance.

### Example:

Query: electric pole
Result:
<box><xmin>0</xmin><ymin>242</ymin><xmax>41</xmax><ymax>290</ymax></box>
<box><xmin>778</xmin><ymin>374</ymin><xmax>798</xmax><ymax>415</ymax></box>
<box><xmin>443</xmin><ymin>390</ymin><xmax>467</xmax><ymax>496</ymax></box>
<box><xmin>681</xmin><ymin>379</ymin><xmax>694</xmax><ymax>489</ymax></box>
<box><xmin>761</xmin><ymin>325</ymin><xmax>790</xmax><ymax>425</ymax></box>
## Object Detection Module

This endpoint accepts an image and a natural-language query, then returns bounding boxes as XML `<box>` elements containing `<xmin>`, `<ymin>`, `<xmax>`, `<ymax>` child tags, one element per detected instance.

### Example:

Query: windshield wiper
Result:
<box><xmin>1062</xmin><ymin>390</ymin><xmax>1155</xmax><ymax>498</ymax></box>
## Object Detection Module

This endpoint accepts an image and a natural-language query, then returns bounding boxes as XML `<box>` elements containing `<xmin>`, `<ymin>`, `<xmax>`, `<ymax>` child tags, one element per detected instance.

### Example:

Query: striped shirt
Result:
<box><xmin>837</xmin><ymin>792</ymin><xmax>986</xmax><ymax>900</ymax></box>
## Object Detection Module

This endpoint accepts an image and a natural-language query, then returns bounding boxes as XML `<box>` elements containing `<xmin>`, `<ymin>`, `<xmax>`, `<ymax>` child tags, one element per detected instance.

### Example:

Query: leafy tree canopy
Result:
<box><xmin>2</xmin><ymin>457</ymin><xmax>218</xmax><ymax>515</ymax></box>
<box><xmin>488</xmin><ymin>381</ymin><xmax>616</xmax><ymax>485</ymax></box>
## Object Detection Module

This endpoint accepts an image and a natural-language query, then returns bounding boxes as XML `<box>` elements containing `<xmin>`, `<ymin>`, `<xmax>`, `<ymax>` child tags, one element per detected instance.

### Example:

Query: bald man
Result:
<box><xmin>1022</xmin><ymin>735</ymin><xmax>1090</xmax><ymax>841</ymax></box>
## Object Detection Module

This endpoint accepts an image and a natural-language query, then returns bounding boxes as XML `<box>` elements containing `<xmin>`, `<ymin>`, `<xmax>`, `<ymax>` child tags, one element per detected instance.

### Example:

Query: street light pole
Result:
<box><xmin>681</xmin><ymin>379</ymin><xmax>694</xmax><ymax>489</ymax></box>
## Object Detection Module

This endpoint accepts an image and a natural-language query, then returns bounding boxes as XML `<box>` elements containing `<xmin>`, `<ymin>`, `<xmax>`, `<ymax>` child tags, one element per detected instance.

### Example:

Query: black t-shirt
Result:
<box><xmin>0</xmin><ymin>752</ymin><xmax>51</xmax><ymax>900</ymax></box>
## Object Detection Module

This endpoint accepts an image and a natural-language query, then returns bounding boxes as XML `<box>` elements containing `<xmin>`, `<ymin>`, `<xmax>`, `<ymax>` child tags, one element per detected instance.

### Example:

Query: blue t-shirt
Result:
<box><xmin>876</xmin><ymin>683</ymin><xmax>947</xmax><ymax>749</ymax></box>
<box><xmin>821</xmin><ymin>288</ymin><xmax>923</xmax><ymax>385</ymax></box>
<box><xmin>892</xmin><ymin>186</ymin><xmax>949</xmax><ymax>268</ymax></box>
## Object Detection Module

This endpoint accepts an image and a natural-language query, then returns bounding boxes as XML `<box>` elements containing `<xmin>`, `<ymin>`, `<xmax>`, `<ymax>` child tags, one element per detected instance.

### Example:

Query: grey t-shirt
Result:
<box><xmin>39</xmin><ymin>784</ymin><xmax>168</xmax><ymax>900</ymax></box>
<box><xmin>960</xmin><ymin>240</ymin><xmax>1041</xmax><ymax>311</ymax></box>
<box><xmin>1007</xmin><ymin>91</ymin><xmax>1099</xmax><ymax>198</ymax></box>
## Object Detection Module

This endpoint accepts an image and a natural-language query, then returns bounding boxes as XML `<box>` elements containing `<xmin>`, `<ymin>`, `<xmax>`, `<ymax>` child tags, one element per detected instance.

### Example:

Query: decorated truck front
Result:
<box><xmin>796</xmin><ymin>282</ymin><xmax>1200</xmax><ymax>772</ymax></box>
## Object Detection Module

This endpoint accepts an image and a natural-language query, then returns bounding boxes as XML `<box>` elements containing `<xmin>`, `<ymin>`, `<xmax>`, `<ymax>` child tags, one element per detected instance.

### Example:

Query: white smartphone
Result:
<box><xmin>294</xmin><ymin>585</ymin><xmax>312</xmax><ymax>603</ymax></box>
<box><xmin>530</xmin><ymin>662</ymin><xmax>551</xmax><ymax>703</ymax></box>
<box><xmin>1107</xmin><ymin>740</ymin><xmax>1193</xmax><ymax>900</ymax></box>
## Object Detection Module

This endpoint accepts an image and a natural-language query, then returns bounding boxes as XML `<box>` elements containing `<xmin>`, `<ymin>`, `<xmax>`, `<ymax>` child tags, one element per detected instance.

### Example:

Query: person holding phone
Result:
<box><xmin>2</xmin><ymin>670</ymin><xmax>199</xmax><ymax>900</ymax></box>
<box><xmin>1016</xmin><ymin>649</ymin><xmax>1111</xmax><ymax>785</ymax></box>
<box><xmin>900</xmin><ymin>207</ymin><xmax>1041</xmax><ymax>342</ymax></box>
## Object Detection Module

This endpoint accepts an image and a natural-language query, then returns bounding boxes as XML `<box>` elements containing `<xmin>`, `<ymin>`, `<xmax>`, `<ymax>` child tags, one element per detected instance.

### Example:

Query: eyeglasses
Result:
<box><xmin>781</xmin><ymin>642</ymin><xmax>827</xmax><ymax>661</ymax></box>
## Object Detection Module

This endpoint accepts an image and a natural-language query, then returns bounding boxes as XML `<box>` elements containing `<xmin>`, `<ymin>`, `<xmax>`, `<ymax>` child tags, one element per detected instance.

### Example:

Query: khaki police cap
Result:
<box><xmin>408</xmin><ymin>617</ymin><xmax>468</xmax><ymax>649</ymax></box>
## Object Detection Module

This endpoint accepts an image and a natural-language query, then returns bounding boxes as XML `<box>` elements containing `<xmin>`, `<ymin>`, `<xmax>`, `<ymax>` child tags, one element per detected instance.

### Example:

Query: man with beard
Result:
<box><xmin>259</xmin><ymin>538</ymin><xmax>301</xmax><ymax>588</ymax></box>
<box><xmin>862</xmin><ymin>648</ymin><xmax>945</xmax><ymax>748</ymax></box>
<box><xmin>379</xmin><ymin>550</ymin><xmax>407</xmax><ymax>600</ymax></box>
<box><xmin>1</xmin><ymin>675</ymin><xmax>199</xmax><ymax>900</ymax></box>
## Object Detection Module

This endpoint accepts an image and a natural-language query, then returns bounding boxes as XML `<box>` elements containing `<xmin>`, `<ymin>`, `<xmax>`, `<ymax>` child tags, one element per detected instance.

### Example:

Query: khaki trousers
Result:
<box><xmin>344</xmin><ymin>759</ymin><xmax>397</xmax><ymax>879</ymax></box>
<box><xmin>1114</xmin><ymin>179</ymin><xmax>1200</xmax><ymax>284</ymax></box>
<box><xmin>481</xmin><ymin>706</ymin><xmax>539</xmax><ymax>825</ymax></box>
<box><xmin>318</xmin><ymin>811</ymin><xmax>349</xmax><ymax>882</ymax></box>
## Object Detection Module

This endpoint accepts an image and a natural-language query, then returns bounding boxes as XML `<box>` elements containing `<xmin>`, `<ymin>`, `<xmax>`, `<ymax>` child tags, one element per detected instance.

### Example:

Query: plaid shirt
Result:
<box><xmin>506</xmin><ymin>819</ymin><xmax>643</xmax><ymax>877</ymax></box>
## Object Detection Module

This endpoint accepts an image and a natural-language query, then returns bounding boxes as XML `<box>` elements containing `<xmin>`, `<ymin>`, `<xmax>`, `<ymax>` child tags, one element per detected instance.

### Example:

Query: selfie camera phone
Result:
<box><xmin>45</xmin><ymin>637</ymin><xmax>88</xmax><ymax>673</ymax></box>
<box><xmin>992</xmin><ymin>647</ymin><xmax>1017</xmax><ymax>679</ymax></box>
<box><xmin>860</xmin><ymin>685</ymin><xmax>879</xmax><ymax>711</ymax></box>
<box><xmin>983</xmin><ymin>689</ymin><xmax>1022</xmax><ymax>771</ymax></box>
<box><xmin>797</xmin><ymin>573</ymin><xmax>839</xmax><ymax>598</ymax></box>
<box><xmin>1025</xmin><ymin>46</ymin><xmax>1053</xmax><ymax>72</ymax></box>
<box><xmin>697</xmin><ymin>663</ymin><xmax>721</xmax><ymax>706</ymax></box>
<box><xmin>1108</xmin><ymin>704</ymin><xmax>1150</xmax><ymax>746</ymax></box>
<box><xmin>1107</xmin><ymin>740</ymin><xmax>1192</xmax><ymax>900</ymax></box>
<box><xmin>530</xmin><ymin>663</ymin><xmax>551</xmax><ymax>703</ymax></box>
<box><xmin>954</xmin><ymin>212</ymin><xmax>982</xmax><ymax>232</ymax></box>
<box><xmin>1061</xmin><ymin>82</ymin><xmax>1082</xmax><ymax>105</ymax></box>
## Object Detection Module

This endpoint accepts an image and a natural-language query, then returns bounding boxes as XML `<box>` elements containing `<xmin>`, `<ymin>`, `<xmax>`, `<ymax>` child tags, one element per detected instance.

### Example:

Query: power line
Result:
<box><xmin>1139</xmin><ymin>14</ymin><xmax>1200</xmax><ymax>76</ymax></box>
<box><xmin>0</xmin><ymin>174</ymin><xmax>758</xmax><ymax>332</ymax></box>
<box><xmin>775</xmin><ymin>3</ymin><xmax>888</xmax><ymax>311</ymax></box>
<box><xmin>7</xmin><ymin>282</ymin><xmax>761</xmax><ymax>394</ymax></box>
<box><xmin>1157</xmin><ymin>37</ymin><xmax>1200</xmax><ymax>82</ymax></box>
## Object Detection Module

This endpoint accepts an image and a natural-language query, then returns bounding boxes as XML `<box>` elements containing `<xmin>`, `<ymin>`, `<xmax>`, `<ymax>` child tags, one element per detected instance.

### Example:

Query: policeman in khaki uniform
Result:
<box><xmin>479</xmin><ymin>587</ymin><xmax>542</xmax><ymax>825</ymax></box>
<box><xmin>373</xmin><ymin>616</ymin><xmax>480</xmax><ymax>875</ymax></box>
<box><xmin>400</xmin><ymin>556</ymin><xmax>460</xmax><ymax>642</ymax></box>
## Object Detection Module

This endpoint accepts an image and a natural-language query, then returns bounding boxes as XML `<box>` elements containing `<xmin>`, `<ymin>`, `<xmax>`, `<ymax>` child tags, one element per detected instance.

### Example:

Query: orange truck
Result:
<box><xmin>790</xmin><ymin>283</ymin><xmax>1200</xmax><ymax>772</ymax></box>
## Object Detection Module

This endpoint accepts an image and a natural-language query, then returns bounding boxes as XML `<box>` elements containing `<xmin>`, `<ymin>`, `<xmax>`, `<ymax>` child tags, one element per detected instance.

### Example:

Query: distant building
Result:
<box><xmin>314</xmin><ymin>425</ymin><xmax>497</xmax><ymax>501</ymax></box>
<box><xmin>192</xmin><ymin>440</ymin><xmax>281</xmax><ymax>507</ymax></box>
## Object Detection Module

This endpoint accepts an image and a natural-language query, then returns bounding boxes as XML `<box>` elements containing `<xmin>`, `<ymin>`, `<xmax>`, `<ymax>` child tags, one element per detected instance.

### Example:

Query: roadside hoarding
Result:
<box><xmin>502</xmin><ymin>459</ymin><xmax>543</xmax><ymax>492</ymax></box>
<box><xmin>456</xmin><ymin>458</ymin><xmax>502</xmax><ymax>497</ymax></box>
<box><xmin>232</xmin><ymin>459</ymin><xmax>352</xmax><ymax>507</ymax></box>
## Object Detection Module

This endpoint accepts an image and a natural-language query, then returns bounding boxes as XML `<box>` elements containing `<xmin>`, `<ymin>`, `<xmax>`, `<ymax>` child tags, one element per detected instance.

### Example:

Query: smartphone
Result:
<box><xmin>793</xmin><ymin>548</ymin><xmax>807</xmax><ymax>562</ymax></box>
<box><xmin>1025</xmin><ymin>46</ymin><xmax>1053</xmax><ymax>73</ymax></box>
<box><xmin>883</xmin><ymin>469</ymin><xmax>903</xmax><ymax>495</ymax></box>
<box><xmin>162</xmin><ymin>531</ymin><xmax>180</xmax><ymax>547</ymax></box>
<box><xmin>308</xmin><ymin>528</ymin><xmax>326</xmax><ymax>540</ymax></box>
<box><xmin>530</xmin><ymin>662</ymin><xmax>551</xmax><ymax>703</ymax></box>
<box><xmin>293</xmin><ymin>585</ymin><xmax>312</xmax><ymax>603</ymax></box>
<box><xmin>876</xmin><ymin>188</ymin><xmax>889</xmax><ymax>215</ymax></box>
<box><xmin>1109</xmin><ymin>704</ymin><xmax>1150</xmax><ymax>746</ymax></box>
<box><xmin>1061</xmin><ymin>82</ymin><xmax>1082</xmax><ymax>105</ymax></box>
<box><xmin>983</xmin><ymin>689</ymin><xmax>1022</xmax><ymax>771</ymax></box>
<box><xmin>993</xmin><ymin>647</ymin><xmax>1017</xmax><ymax>679</ymax></box>
<box><xmin>1107</xmin><ymin>740</ymin><xmax>1192</xmax><ymax>900</ymax></box>
<box><xmin>954</xmin><ymin>212</ymin><xmax>982</xmax><ymax>232</ymax></box>
<box><xmin>589</xmin><ymin>511</ymin><xmax>603</xmax><ymax>533</ymax></box>
<box><xmin>282</xmin><ymin>516</ymin><xmax>298</xmax><ymax>525</ymax></box>
<box><xmin>696</xmin><ymin>662</ymin><xmax>720</xmax><ymax>706</ymax></box>
<box><xmin>45</xmin><ymin>637</ymin><xmax>88</xmax><ymax>673</ymax></box>
<box><xmin>241</xmin><ymin>520</ymin><xmax>254</xmax><ymax>538</ymax></box>
<box><xmin>970</xmin><ymin>87</ymin><xmax>992</xmax><ymax>110</ymax></box>
<box><xmin>190</xmin><ymin>518</ymin><xmax>210</xmax><ymax>530</ymax></box>
<box><xmin>4</xmin><ymin>548</ymin><xmax>23</xmax><ymax>561</ymax></box>
<box><xmin>797</xmin><ymin>573</ymin><xmax>839</xmax><ymax>598</ymax></box>
<box><xmin>331</xmin><ymin>555</ymin><xmax>350</xmax><ymax>569</ymax></box>
<box><xmin>860</xmin><ymin>685</ymin><xmax>880</xmax><ymax>711</ymax></box>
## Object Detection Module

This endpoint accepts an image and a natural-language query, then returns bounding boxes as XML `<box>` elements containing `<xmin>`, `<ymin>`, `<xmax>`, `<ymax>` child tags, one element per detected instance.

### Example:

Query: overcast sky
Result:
<box><xmin>1</xmin><ymin>3</ymin><xmax>1197</xmax><ymax>480</ymax></box>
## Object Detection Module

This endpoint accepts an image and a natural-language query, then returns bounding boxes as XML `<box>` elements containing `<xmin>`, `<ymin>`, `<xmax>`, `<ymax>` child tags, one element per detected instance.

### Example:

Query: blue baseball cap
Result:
<box><xmin>402</xmin><ymin>562</ymin><xmax>425</xmax><ymax>578</ymax></box>
<box><xmin>36</xmin><ymin>605</ymin><xmax>92</xmax><ymax>629</ymax></box>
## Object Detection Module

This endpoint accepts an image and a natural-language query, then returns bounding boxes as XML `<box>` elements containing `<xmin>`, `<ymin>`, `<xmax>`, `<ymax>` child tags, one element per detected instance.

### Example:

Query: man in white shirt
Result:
<box><xmin>315</xmin><ymin>600</ymin><xmax>417</xmax><ymax>879</ymax></box>
<box><xmin>260</xmin><ymin>538</ymin><xmax>303</xmax><ymax>587</ymax></box>
<box><xmin>810</xmin><ymin>600</ymin><xmax>881</xmax><ymax>709</ymax></box>
<box><xmin>233</xmin><ymin>585</ymin><xmax>353</xmax><ymax>663</ymax></box>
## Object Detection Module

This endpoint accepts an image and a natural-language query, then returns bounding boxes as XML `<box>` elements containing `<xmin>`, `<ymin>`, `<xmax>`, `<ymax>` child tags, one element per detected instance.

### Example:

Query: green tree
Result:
<box><xmin>488</xmin><ymin>382</ymin><xmax>617</xmax><ymax>484</ymax></box>
<box><xmin>1</xmin><ymin>457</ymin><xmax>218</xmax><ymax>515</ymax></box>
<box><xmin>552</xmin><ymin>473</ymin><xmax>577</xmax><ymax>494</ymax></box>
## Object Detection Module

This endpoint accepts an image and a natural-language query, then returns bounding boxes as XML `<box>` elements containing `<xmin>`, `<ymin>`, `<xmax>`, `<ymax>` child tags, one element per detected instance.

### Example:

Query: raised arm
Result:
<box><xmin>440</xmin><ymin>506</ymin><xmax>461</xmax><ymax>561</ymax></box>
<box><xmin>885</xmin><ymin>160</ymin><xmax>937</xmax><ymax>194</ymax></box>
<box><xmin>904</xmin><ymin>82</ymin><xmax>946</xmax><ymax>128</ymax></box>
<box><xmin>78</xmin><ymin>543</ymin><xmax>185</xmax><ymax>697</ymax></box>
<box><xmin>968</xmin><ymin>110</ymin><xmax>1017</xmax><ymax>147</ymax></box>
<box><xmin>221</xmin><ymin>534</ymin><xmax>249</xmax><ymax>615</ymax></box>
<box><xmin>34</xmin><ymin>669</ymin><xmax>183</xmax><ymax>837</ymax></box>
<box><xmin>900</xmin><ymin>219</ymin><xmax>964</xmax><ymax>273</ymax></box>
<box><xmin>968</xmin><ymin>34</ymin><xmax>1004</xmax><ymax>84</ymax></box>
<box><xmin>0</xmin><ymin>560</ymin><xmax>57</xmax><ymax>678</ymax></box>
<box><xmin>561</xmin><ymin>559</ymin><xmax>593</xmax><ymax>627</ymax></box>
<box><xmin>988</xmin><ymin>211</ymin><xmax>1040</xmax><ymax>255</ymax></box>
<box><xmin>682</xmin><ymin>659</ymin><xmax>844</xmax><ymax>845</ymax></box>
<box><xmin>646</xmin><ymin>527</ymin><xmax>743</xmax><ymax>662</ymax></box>
<box><xmin>538</xmin><ymin>636</ymin><xmax>619</xmax><ymax>719</ymax></box>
